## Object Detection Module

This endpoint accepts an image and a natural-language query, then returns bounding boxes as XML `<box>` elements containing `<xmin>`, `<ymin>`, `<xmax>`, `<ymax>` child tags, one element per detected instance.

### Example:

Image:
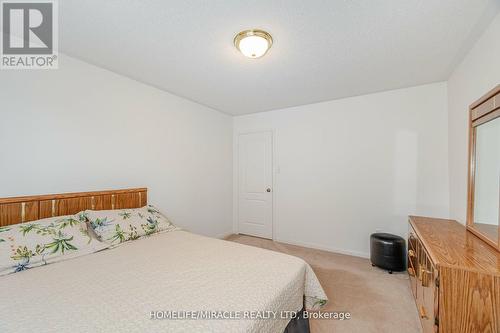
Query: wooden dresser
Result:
<box><xmin>408</xmin><ymin>216</ymin><xmax>500</xmax><ymax>333</ymax></box>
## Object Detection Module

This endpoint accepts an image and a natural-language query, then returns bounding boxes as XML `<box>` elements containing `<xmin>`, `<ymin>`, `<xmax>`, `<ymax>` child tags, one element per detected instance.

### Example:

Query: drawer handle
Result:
<box><xmin>408</xmin><ymin>249</ymin><xmax>415</xmax><ymax>257</ymax></box>
<box><xmin>418</xmin><ymin>267</ymin><xmax>429</xmax><ymax>281</ymax></box>
<box><xmin>407</xmin><ymin>267</ymin><xmax>415</xmax><ymax>276</ymax></box>
<box><xmin>419</xmin><ymin>305</ymin><xmax>428</xmax><ymax>319</ymax></box>
<box><xmin>420</xmin><ymin>267</ymin><xmax>432</xmax><ymax>287</ymax></box>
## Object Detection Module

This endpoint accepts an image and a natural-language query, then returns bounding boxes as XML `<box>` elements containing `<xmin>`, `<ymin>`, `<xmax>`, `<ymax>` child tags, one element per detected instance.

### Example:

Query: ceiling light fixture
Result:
<box><xmin>234</xmin><ymin>29</ymin><xmax>273</xmax><ymax>59</ymax></box>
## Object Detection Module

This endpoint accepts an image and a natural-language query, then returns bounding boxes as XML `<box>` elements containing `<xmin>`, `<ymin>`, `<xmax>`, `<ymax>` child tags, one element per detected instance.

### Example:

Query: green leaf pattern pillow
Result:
<box><xmin>86</xmin><ymin>205</ymin><xmax>178</xmax><ymax>246</ymax></box>
<box><xmin>0</xmin><ymin>213</ymin><xmax>109</xmax><ymax>276</ymax></box>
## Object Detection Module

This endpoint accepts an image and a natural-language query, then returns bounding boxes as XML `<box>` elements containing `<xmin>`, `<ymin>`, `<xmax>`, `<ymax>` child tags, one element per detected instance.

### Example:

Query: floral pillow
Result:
<box><xmin>0</xmin><ymin>213</ymin><xmax>109</xmax><ymax>276</ymax></box>
<box><xmin>85</xmin><ymin>205</ymin><xmax>179</xmax><ymax>246</ymax></box>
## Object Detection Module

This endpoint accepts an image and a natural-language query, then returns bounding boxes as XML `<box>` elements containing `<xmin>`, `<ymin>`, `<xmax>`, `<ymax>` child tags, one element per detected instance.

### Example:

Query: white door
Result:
<box><xmin>238</xmin><ymin>131</ymin><xmax>273</xmax><ymax>239</ymax></box>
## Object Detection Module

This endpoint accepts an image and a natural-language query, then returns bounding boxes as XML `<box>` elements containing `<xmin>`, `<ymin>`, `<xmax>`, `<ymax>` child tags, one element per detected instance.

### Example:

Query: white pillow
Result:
<box><xmin>85</xmin><ymin>205</ymin><xmax>178</xmax><ymax>246</ymax></box>
<box><xmin>0</xmin><ymin>212</ymin><xmax>108</xmax><ymax>276</ymax></box>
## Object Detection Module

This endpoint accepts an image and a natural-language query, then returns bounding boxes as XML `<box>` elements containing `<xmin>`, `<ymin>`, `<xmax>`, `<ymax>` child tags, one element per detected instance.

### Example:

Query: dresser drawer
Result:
<box><xmin>408</xmin><ymin>222</ymin><xmax>438</xmax><ymax>333</ymax></box>
<box><xmin>419</xmin><ymin>254</ymin><xmax>437</xmax><ymax>333</ymax></box>
<box><xmin>407</xmin><ymin>242</ymin><xmax>417</xmax><ymax>298</ymax></box>
<box><xmin>408</xmin><ymin>225</ymin><xmax>417</xmax><ymax>252</ymax></box>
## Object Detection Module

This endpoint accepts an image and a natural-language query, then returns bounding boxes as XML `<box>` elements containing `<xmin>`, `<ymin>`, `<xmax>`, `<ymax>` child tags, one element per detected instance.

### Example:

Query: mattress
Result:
<box><xmin>0</xmin><ymin>231</ymin><xmax>327</xmax><ymax>333</ymax></box>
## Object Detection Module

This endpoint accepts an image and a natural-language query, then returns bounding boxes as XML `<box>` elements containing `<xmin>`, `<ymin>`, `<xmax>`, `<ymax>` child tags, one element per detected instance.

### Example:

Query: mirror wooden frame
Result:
<box><xmin>466</xmin><ymin>84</ymin><xmax>500</xmax><ymax>252</ymax></box>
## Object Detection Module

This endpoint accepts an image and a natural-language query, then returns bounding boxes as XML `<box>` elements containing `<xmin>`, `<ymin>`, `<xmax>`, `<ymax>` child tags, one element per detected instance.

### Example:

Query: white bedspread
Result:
<box><xmin>0</xmin><ymin>231</ymin><xmax>327</xmax><ymax>333</ymax></box>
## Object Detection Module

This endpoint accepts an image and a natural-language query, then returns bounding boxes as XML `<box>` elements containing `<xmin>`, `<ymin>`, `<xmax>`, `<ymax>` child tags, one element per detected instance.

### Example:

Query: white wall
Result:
<box><xmin>0</xmin><ymin>54</ymin><xmax>233</xmax><ymax>238</ymax></box>
<box><xmin>447</xmin><ymin>12</ymin><xmax>500</xmax><ymax>224</ymax></box>
<box><xmin>234</xmin><ymin>82</ymin><xmax>449</xmax><ymax>257</ymax></box>
<box><xmin>3</xmin><ymin>12</ymin><xmax>497</xmax><ymax>256</ymax></box>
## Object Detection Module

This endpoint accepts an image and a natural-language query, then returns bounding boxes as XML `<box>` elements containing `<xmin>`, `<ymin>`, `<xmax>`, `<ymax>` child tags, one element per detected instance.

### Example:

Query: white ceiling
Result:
<box><xmin>60</xmin><ymin>0</ymin><xmax>500</xmax><ymax>115</ymax></box>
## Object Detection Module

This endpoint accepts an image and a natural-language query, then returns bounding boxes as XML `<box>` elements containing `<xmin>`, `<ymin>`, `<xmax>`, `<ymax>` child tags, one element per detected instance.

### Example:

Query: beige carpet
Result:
<box><xmin>226</xmin><ymin>234</ymin><xmax>422</xmax><ymax>333</ymax></box>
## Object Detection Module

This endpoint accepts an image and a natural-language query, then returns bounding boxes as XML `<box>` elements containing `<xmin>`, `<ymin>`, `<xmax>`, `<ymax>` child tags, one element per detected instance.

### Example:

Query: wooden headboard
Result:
<box><xmin>0</xmin><ymin>188</ymin><xmax>147</xmax><ymax>227</ymax></box>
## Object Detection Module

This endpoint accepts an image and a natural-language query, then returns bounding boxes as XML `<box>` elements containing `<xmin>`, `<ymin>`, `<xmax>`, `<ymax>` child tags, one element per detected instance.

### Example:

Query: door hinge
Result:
<box><xmin>435</xmin><ymin>277</ymin><xmax>439</xmax><ymax>288</ymax></box>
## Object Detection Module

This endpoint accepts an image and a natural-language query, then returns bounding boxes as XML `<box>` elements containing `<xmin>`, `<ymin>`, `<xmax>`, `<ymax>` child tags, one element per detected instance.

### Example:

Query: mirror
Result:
<box><xmin>467</xmin><ymin>85</ymin><xmax>500</xmax><ymax>251</ymax></box>
<box><xmin>474</xmin><ymin>117</ymin><xmax>500</xmax><ymax>226</ymax></box>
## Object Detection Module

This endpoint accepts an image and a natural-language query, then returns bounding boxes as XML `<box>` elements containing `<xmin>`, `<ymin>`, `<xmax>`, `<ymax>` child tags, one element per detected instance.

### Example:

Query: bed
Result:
<box><xmin>0</xmin><ymin>188</ymin><xmax>327</xmax><ymax>333</ymax></box>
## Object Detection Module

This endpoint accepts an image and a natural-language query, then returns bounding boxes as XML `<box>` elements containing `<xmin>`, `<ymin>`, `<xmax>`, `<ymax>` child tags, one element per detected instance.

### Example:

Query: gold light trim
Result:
<box><xmin>234</xmin><ymin>29</ymin><xmax>273</xmax><ymax>58</ymax></box>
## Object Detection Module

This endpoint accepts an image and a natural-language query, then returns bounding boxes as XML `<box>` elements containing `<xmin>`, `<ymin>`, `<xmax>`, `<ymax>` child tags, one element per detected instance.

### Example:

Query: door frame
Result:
<box><xmin>233</xmin><ymin>129</ymin><xmax>276</xmax><ymax>240</ymax></box>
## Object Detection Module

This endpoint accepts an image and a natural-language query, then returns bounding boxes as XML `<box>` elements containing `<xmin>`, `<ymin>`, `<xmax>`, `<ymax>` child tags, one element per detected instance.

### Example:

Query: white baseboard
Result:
<box><xmin>274</xmin><ymin>237</ymin><xmax>370</xmax><ymax>259</ymax></box>
<box><xmin>215</xmin><ymin>231</ymin><xmax>234</xmax><ymax>240</ymax></box>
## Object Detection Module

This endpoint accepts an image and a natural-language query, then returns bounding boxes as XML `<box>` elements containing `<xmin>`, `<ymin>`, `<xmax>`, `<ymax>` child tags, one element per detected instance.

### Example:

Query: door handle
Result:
<box><xmin>266</xmin><ymin>188</ymin><xmax>271</xmax><ymax>192</ymax></box>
